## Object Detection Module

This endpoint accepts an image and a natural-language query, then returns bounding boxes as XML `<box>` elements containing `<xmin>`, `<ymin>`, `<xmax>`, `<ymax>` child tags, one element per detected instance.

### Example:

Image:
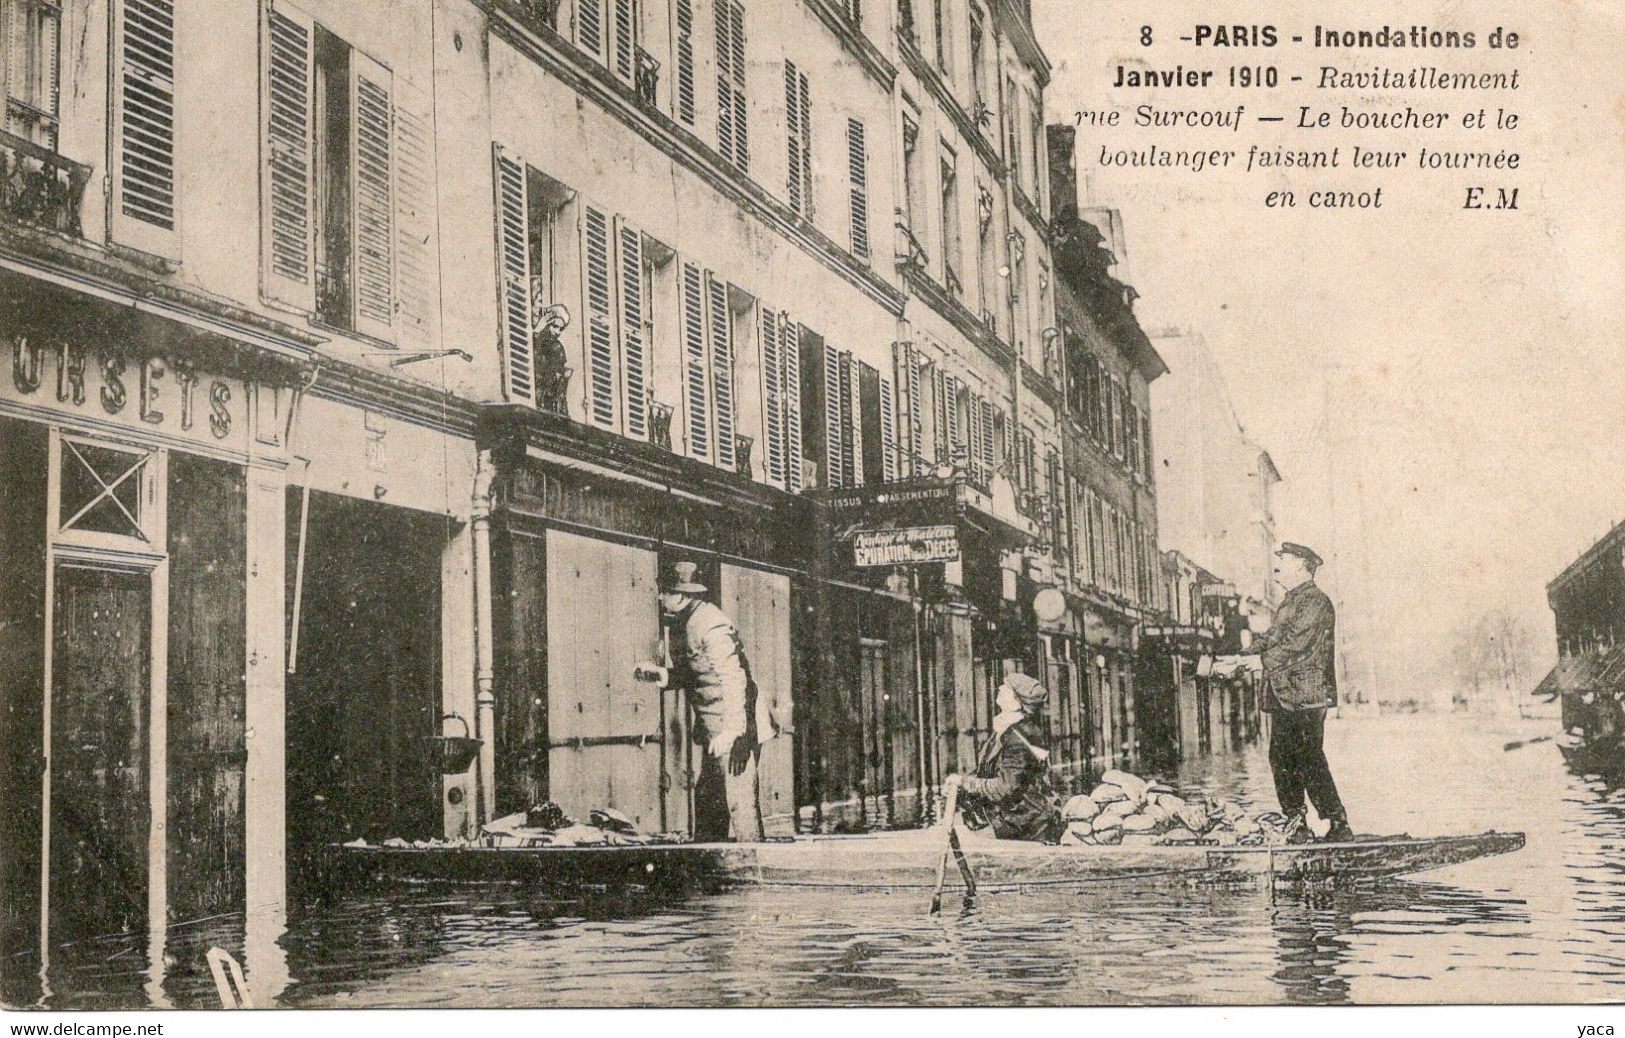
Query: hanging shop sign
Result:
<box><xmin>852</xmin><ymin>525</ymin><xmax>960</xmax><ymax>567</ymax></box>
<box><xmin>5</xmin><ymin>333</ymin><xmax>250</xmax><ymax>452</ymax></box>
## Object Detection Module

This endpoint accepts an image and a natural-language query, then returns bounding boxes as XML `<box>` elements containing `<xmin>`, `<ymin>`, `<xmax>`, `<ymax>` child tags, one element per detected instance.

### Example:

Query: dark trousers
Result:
<box><xmin>1268</xmin><ymin>708</ymin><xmax>1347</xmax><ymax>825</ymax></box>
<box><xmin>693</xmin><ymin>739</ymin><xmax>764</xmax><ymax>843</ymax></box>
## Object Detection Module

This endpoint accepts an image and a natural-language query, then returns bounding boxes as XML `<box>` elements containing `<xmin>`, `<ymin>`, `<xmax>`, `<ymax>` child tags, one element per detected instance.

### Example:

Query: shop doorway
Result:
<box><xmin>285</xmin><ymin>490</ymin><xmax>444</xmax><ymax>863</ymax></box>
<box><xmin>48</xmin><ymin>563</ymin><xmax>151</xmax><ymax>944</ymax></box>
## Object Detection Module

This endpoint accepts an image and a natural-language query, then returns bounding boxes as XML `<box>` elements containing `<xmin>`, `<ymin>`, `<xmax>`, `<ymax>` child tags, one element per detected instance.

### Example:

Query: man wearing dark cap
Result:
<box><xmin>1250</xmin><ymin>542</ymin><xmax>1354</xmax><ymax>843</ymax></box>
<box><xmin>945</xmin><ymin>673</ymin><xmax>1063</xmax><ymax>842</ymax></box>
<box><xmin>633</xmin><ymin>562</ymin><xmax>774</xmax><ymax>842</ymax></box>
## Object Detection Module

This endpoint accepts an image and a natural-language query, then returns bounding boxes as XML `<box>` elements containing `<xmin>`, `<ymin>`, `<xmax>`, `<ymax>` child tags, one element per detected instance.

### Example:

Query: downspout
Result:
<box><xmin>471</xmin><ymin>448</ymin><xmax>497</xmax><ymax>827</ymax></box>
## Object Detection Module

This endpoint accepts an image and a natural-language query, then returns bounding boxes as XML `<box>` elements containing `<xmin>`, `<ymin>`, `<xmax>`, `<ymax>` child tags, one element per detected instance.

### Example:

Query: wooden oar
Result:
<box><xmin>929</xmin><ymin>781</ymin><xmax>977</xmax><ymax>914</ymax></box>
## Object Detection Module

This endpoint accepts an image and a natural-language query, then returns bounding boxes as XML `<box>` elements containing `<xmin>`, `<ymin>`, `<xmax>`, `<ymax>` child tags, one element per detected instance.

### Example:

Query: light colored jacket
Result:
<box><xmin>666</xmin><ymin>601</ymin><xmax>774</xmax><ymax>747</ymax></box>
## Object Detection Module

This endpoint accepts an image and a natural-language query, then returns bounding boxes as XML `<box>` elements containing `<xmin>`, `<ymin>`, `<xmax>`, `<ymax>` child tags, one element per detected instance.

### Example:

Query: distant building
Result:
<box><xmin>1148</xmin><ymin>328</ymin><xmax>1283</xmax><ymax>631</ymax></box>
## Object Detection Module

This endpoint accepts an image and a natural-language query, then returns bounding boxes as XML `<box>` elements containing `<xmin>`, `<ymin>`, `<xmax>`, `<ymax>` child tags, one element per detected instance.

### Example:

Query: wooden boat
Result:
<box><xmin>326</xmin><ymin>827</ymin><xmax>1524</xmax><ymax>893</ymax></box>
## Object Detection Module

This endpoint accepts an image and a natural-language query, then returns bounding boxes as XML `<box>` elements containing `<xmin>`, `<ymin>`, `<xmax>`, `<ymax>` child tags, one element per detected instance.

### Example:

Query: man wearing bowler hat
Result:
<box><xmin>634</xmin><ymin>562</ymin><xmax>773</xmax><ymax>842</ymax></box>
<box><xmin>1249</xmin><ymin>542</ymin><xmax>1354</xmax><ymax>844</ymax></box>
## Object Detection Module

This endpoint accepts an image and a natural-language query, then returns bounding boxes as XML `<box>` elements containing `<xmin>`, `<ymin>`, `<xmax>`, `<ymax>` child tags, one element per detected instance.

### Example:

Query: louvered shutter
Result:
<box><xmin>784</xmin><ymin>60</ymin><xmax>802</xmax><ymax>215</ymax></box>
<box><xmin>393</xmin><ymin>82</ymin><xmax>439</xmax><ymax>349</ymax></box>
<box><xmin>846</xmin><ymin>118</ymin><xmax>869</xmax><ymax>259</ymax></box>
<box><xmin>891</xmin><ymin>341</ymin><xmax>915</xmax><ymax>479</ymax></box>
<box><xmin>582</xmin><ymin>205</ymin><xmax>618</xmax><ymax>429</ymax></box>
<box><xmin>681</xmin><ymin>262</ymin><xmax>711</xmax><ymax>460</ymax></box>
<box><xmin>943</xmin><ymin>373</ymin><xmax>962</xmax><ymax>464</ymax></box>
<box><xmin>796</xmin><ymin>70</ymin><xmax>810</xmax><ymax>211</ymax></box>
<box><xmin>617</xmin><ymin>218</ymin><xmax>647</xmax><ymax>438</ymax></box>
<box><xmin>714</xmin><ymin>2</ymin><xmax>734</xmax><ymax>164</ymax></box>
<box><xmin>878</xmin><ymin>374</ymin><xmax>897</xmax><ymax>483</ymax></box>
<box><xmin>728</xmin><ymin>1</ymin><xmax>746</xmax><ymax>167</ymax></box>
<box><xmin>577</xmin><ymin>0</ymin><xmax>603</xmax><ymax>59</ymax></box>
<box><xmin>707</xmin><ymin>274</ymin><xmax>736</xmax><ymax>471</ymax></box>
<box><xmin>780</xmin><ymin>314</ymin><xmax>802</xmax><ymax>491</ymax></box>
<box><xmin>111</xmin><ymin>0</ymin><xmax>177</xmax><ymax>255</ymax></box>
<box><xmin>350</xmin><ymin>52</ymin><xmax>394</xmax><ymax>342</ymax></box>
<box><xmin>930</xmin><ymin>366</ymin><xmax>948</xmax><ymax>464</ymax></box>
<box><xmin>612</xmin><ymin>0</ymin><xmax>636</xmax><ymax>83</ymax></box>
<box><xmin>823</xmin><ymin>343</ymin><xmax>842</xmax><ymax>489</ymax></box>
<box><xmin>493</xmin><ymin>148</ymin><xmax>533</xmax><ymax>405</ymax></box>
<box><xmin>980</xmin><ymin>397</ymin><xmax>996</xmax><ymax>477</ymax></box>
<box><xmin>760</xmin><ymin>305</ymin><xmax>785</xmax><ymax>487</ymax></box>
<box><xmin>4</xmin><ymin>0</ymin><xmax>60</xmax><ymax>143</ymax></box>
<box><xmin>841</xmin><ymin>352</ymin><xmax>860</xmax><ymax>487</ymax></box>
<box><xmin>261</xmin><ymin>2</ymin><xmax>315</xmax><ymax>310</ymax></box>
<box><xmin>674</xmin><ymin>0</ymin><xmax>695</xmax><ymax>124</ymax></box>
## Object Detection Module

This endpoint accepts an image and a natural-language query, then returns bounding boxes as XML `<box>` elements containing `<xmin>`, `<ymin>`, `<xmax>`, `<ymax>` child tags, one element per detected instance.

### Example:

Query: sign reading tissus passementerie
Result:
<box><xmin>852</xmin><ymin>525</ymin><xmax>959</xmax><ymax>567</ymax></box>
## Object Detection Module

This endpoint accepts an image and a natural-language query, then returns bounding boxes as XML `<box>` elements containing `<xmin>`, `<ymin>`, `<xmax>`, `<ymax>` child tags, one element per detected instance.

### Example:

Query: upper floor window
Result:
<box><xmin>846</xmin><ymin>118</ymin><xmax>869</xmax><ymax>260</ymax></box>
<box><xmin>932</xmin><ymin>0</ymin><xmax>949</xmax><ymax>73</ymax></box>
<box><xmin>260</xmin><ymin>2</ymin><xmax>437</xmax><ymax>347</ymax></box>
<box><xmin>938</xmin><ymin>141</ymin><xmax>961</xmax><ymax>295</ymax></box>
<box><xmin>570</xmin><ymin>0</ymin><xmax>645</xmax><ymax>90</ymax></box>
<box><xmin>110</xmin><ymin>0</ymin><xmax>176</xmax><ymax>257</ymax></box>
<box><xmin>714</xmin><ymin>0</ymin><xmax>748</xmax><ymax>173</ymax></box>
<box><xmin>968</xmin><ymin>6</ymin><xmax>987</xmax><ymax>113</ymax></box>
<box><xmin>2</xmin><ymin>0</ymin><xmax>60</xmax><ymax>149</ymax></box>
<box><xmin>784</xmin><ymin>59</ymin><xmax>812</xmax><ymax>219</ymax></box>
<box><xmin>1003</xmin><ymin>74</ymin><xmax>1020</xmax><ymax>185</ymax></box>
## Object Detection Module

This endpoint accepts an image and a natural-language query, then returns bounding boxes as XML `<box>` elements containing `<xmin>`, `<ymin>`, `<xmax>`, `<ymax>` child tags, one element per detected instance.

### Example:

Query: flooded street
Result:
<box><xmin>16</xmin><ymin>713</ymin><xmax>1625</xmax><ymax>1008</ymax></box>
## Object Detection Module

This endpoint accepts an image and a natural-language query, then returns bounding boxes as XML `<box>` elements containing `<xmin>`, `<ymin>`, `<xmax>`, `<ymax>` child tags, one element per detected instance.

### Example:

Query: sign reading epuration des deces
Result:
<box><xmin>852</xmin><ymin>525</ymin><xmax>960</xmax><ymax>568</ymax></box>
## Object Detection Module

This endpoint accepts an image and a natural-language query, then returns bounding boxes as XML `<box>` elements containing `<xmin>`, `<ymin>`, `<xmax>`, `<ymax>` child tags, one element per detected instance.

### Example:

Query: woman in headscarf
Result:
<box><xmin>945</xmin><ymin>673</ymin><xmax>1063</xmax><ymax>843</ymax></box>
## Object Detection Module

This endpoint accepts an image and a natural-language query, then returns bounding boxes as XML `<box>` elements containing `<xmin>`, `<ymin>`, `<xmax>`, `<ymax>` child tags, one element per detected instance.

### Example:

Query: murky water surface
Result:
<box><xmin>15</xmin><ymin>715</ymin><xmax>1625</xmax><ymax>1007</ymax></box>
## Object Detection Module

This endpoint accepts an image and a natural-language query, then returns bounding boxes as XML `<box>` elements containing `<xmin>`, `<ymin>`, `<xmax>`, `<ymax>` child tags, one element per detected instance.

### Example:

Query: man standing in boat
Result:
<box><xmin>1245</xmin><ymin>542</ymin><xmax>1354</xmax><ymax>844</ymax></box>
<box><xmin>634</xmin><ymin>562</ymin><xmax>772</xmax><ymax>843</ymax></box>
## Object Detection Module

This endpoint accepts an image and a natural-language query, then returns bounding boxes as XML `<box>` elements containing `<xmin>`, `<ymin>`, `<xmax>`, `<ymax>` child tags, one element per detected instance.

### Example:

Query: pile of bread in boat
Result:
<box><xmin>1058</xmin><ymin>769</ymin><xmax>1292</xmax><ymax>848</ymax></box>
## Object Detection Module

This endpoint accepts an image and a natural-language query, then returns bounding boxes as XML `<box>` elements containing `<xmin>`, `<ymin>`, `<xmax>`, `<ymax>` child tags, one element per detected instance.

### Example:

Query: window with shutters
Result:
<box><xmin>1141</xmin><ymin>412</ymin><xmax>1154</xmax><ymax>483</ymax></box>
<box><xmin>1003</xmin><ymin>75</ymin><xmax>1019</xmax><ymax>186</ymax></box>
<box><xmin>931</xmin><ymin>0</ymin><xmax>948</xmax><ymax>73</ymax></box>
<box><xmin>2</xmin><ymin>0</ymin><xmax>60</xmax><ymax>149</ymax></box>
<box><xmin>491</xmin><ymin>154</ymin><xmax>575</xmax><ymax>411</ymax></box>
<box><xmin>110</xmin><ymin>0</ymin><xmax>176</xmax><ymax>256</ymax></box>
<box><xmin>938</xmin><ymin>141</ymin><xmax>961</xmax><ymax>296</ymax></box>
<box><xmin>784</xmin><ymin>60</ymin><xmax>811</xmax><ymax>219</ymax></box>
<box><xmin>260</xmin><ymin>4</ymin><xmax>432</xmax><ymax>348</ymax></box>
<box><xmin>1027</xmin><ymin>87</ymin><xmax>1043</xmax><ymax>205</ymax></box>
<box><xmin>900</xmin><ymin>110</ymin><xmax>922</xmax><ymax>242</ymax></box>
<box><xmin>845</xmin><ymin>118</ymin><xmax>869</xmax><ymax>261</ymax></box>
<box><xmin>673</xmin><ymin>0</ymin><xmax>695</xmax><ymax>125</ymax></box>
<box><xmin>714</xmin><ymin>0</ymin><xmax>747</xmax><ymax>173</ymax></box>
<box><xmin>676</xmin><ymin>263</ymin><xmax>745</xmax><ymax>467</ymax></box>
<box><xmin>968</xmin><ymin>6</ymin><xmax>987</xmax><ymax>114</ymax></box>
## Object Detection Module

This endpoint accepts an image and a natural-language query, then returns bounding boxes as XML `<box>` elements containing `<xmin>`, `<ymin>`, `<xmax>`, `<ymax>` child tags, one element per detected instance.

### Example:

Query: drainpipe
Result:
<box><xmin>471</xmin><ymin>448</ymin><xmax>497</xmax><ymax>827</ymax></box>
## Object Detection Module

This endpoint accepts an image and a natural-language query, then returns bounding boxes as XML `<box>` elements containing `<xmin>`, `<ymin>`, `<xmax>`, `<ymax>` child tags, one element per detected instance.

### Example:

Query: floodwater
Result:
<box><xmin>11</xmin><ymin>713</ymin><xmax>1625</xmax><ymax>1008</ymax></box>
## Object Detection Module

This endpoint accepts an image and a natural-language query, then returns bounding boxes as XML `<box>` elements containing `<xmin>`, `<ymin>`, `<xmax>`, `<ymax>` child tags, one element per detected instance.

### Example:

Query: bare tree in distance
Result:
<box><xmin>1450</xmin><ymin>610</ymin><xmax>1537</xmax><ymax>712</ymax></box>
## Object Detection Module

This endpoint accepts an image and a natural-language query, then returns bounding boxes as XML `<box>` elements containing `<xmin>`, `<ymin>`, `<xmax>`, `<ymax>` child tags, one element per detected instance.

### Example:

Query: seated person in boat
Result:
<box><xmin>945</xmin><ymin>673</ymin><xmax>1063</xmax><ymax>843</ymax></box>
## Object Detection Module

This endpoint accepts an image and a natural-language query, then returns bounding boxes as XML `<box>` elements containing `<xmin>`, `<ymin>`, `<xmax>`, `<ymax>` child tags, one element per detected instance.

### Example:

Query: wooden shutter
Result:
<box><xmin>674</xmin><ymin>0</ymin><xmax>694</xmax><ymax>124</ymax></box>
<box><xmin>350</xmin><ymin>51</ymin><xmax>394</xmax><ymax>341</ymax></box>
<box><xmin>841</xmin><ymin>352</ymin><xmax>859</xmax><ymax>487</ymax></box>
<box><xmin>612</xmin><ymin>0</ymin><xmax>636</xmax><ymax>83</ymax></box>
<box><xmin>823</xmin><ymin>343</ymin><xmax>842</xmax><ymax>489</ymax></box>
<box><xmin>707</xmin><ymin>274</ymin><xmax>736</xmax><ymax>471</ymax></box>
<box><xmin>728</xmin><ymin>1</ymin><xmax>746</xmax><ymax>167</ymax></box>
<box><xmin>111</xmin><ymin>0</ymin><xmax>177</xmax><ymax>255</ymax></box>
<box><xmin>714</xmin><ymin>1</ymin><xmax>734</xmax><ymax>164</ymax></box>
<box><xmin>393</xmin><ymin>83</ymin><xmax>439</xmax><ymax>349</ymax></box>
<box><xmin>891</xmin><ymin>340</ymin><xmax>915</xmax><ymax>479</ymax></box>
<box><xmin>582</xmin><ymin>205</ymin><xmax>618</xmax><ymax>429</ymax></box>
<box><xmin>681</xmin><ymin>262</ymin><xmax>710</xmax><ymax>460</ymax></box>
<box><xmin>780</xmin><ymin>314</ymin><xmax>802</xmax><ymax>491</ymax></box>
<box><xmin>784</xmin><ymin>60</ymin><xmax>801</xmax><ymax>215</ymax></box>
<box><xmin>846</xmin><ymin>118</ymin><xmax>869</xmax><ymax>259</ymax></box>
<box><xmin>617</xmin><ymin>219</ymin><xmax>647</xmax><ymax>439</ymax></box>
<box><xmin>261</xmin><ymin>2</ymin><xmax>315</xmax><ymax>310</ymax></box>
<box><xmin>979</xmin><ymin>397</ymin><xmax>996</xmax><ymax>476</ymax></box>
<box><xmin>4</xmin><ymin>0</ymin><xmax>61</xmax><ymax>143</ymax></box>
<box><xmin>878</xmin><ymin>373</ymin><xmax>896</xmax><ymax>483</ymax></box>
<box><xmin>760</xmin><ymin>304</ymin><xmax>785</xmax><ymax>487</ymax></box>
<box><xmin>576</xmin><ymin>0</ymin><xmax>603</xmax><ymax>58</ymax></box>
<box><xmin>493</xmin><ymin>147</ymin><xmax>534</xmax><ymax>405</ymax></box>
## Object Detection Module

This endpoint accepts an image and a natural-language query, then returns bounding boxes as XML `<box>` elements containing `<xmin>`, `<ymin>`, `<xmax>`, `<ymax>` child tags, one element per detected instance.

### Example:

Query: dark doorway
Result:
<box><xmin>285</xmin><ymin>490</ymin><xmax>444</xmax><ymax>867</ymax></box>
<box><xmin>49</xmin><ymin>563</ymin><xmax>151</xmax><ymax>946</ymax></box>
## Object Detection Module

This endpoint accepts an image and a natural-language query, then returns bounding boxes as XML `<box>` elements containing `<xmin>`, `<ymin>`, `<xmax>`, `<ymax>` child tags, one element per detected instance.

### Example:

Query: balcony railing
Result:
<box><xmin>0</xmin><ymin>129</ymin><xmax>91</xmax><ymax>238</ymax></box>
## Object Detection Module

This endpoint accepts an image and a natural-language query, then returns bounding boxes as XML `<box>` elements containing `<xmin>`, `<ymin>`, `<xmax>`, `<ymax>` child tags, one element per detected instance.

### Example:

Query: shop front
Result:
<box><xmin>808</xmin><ymin>477</ymin><xmax>1038</xmax><ymax>829</ymax></box>
<box><xmin>479</xmin><ymin>406</ymin><xmax>809</xmax><ymax>839</ymax></box>
<box><xmin>0</xmin><ymin>280</ymin><xmax>310</xmax><ymax>996</ymax></box>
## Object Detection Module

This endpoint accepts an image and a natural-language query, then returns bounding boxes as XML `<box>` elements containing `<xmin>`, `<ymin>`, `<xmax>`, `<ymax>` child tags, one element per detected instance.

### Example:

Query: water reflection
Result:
<box><xmin>8</xmin><ymin>715</ymin><xmax>1625</xmax><ymax>1007</ymax></box>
